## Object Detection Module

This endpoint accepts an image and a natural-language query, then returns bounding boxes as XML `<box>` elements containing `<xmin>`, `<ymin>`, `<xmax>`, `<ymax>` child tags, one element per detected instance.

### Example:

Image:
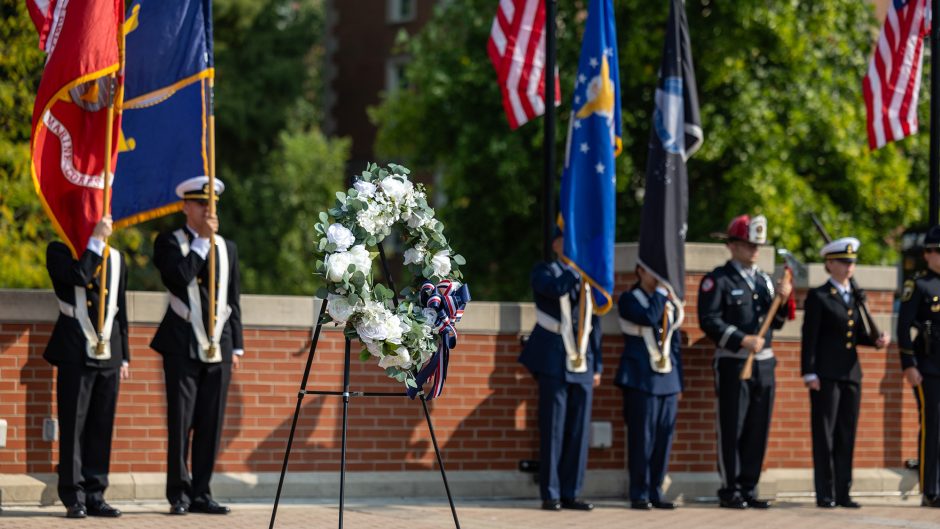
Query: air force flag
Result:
<box><xmin>559</xmin><ymin>0</ymin><xmax>621</xmax><ymax>314</ymax></box>
<box><xmin>637</xmin><ymin>0</ymin><xmax>702</xmax><ymax>301</ymax></box>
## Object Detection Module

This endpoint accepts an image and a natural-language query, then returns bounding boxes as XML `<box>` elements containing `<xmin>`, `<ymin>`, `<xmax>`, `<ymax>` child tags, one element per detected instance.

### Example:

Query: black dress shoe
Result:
<box><xmin>744</xmin><ymin>497</ymin><xmax>771</xmax><ymax>509</ymax></box>
<box><xmin>189</xmin><ymin>499</ymin><xmax>230</xmax><ymax>514</ymax></box>
<box><xmin>719</xmin><ymin>498</ymin><xmax>747</xmax><ymax>509</ymax></box>
<box><xmin>561</xmin><ymin>498</ymin><xmax>594</xmax><ymax>511</ymax></box>
<box><xmin>87</xmin><ymin>502</ymin><xmax>122</xmax><ymax>517</ymax></box>
<box><xmin>169</xmin><ymin>501</ymin><xmax>189</xmax><ymax>515</ymax></box>
<box><xmin>816</xmin><ymin>499</ymin><xmax>837</xmax><ymax>508</ymax></box>
<box><xmin>837</xmin><ymin>499</ymin><xmax>861</xmax><ymax>509</ymax></box>
<box><xmin>630</xmin><ymin>500</ymin><xmax>652</xmax><ymax>510</ymax></box>
<box><xmin>922</xmin><ymin>495</ymin><xmax>940</xmax><ymax>507</ymax></box>
<box><xmin>652</xmin><ymin>501</ymin><xmax>677</xmax><ymax>510</ymax></box>
<box><xmin>66</xmin><ymin>504</ymin><xmax>87</xmax><ymax>519</ymax></box>
<box><xmin>541</xmin><ymin>499</ymin><xmax>562</xmax><ymax>511</ymax></box>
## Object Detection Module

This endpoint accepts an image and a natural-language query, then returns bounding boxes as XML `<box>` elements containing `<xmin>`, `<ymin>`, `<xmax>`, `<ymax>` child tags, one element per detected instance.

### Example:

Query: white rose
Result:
<box><xmin>354</xmin><ymin>180</ymin><xmax>377</xmax><ymax>197</ymax></box>
<box><xmin>403</xmin><ymin>247</ymin><xmax>426</xmax><ymax>265</ymax></box>
<box><xmin>378</xmin><ymin>346</ymin><xmax>413</xmax><ymax>369</ymax></box>
<box><xmin>355</xmin><ymin>301</ymin><xmax>394</xmax><ymax>342</ymax></box>
<box><xmin>383</xmin><ymin>315</ymin><xmax>405</xmax><ymax>344</ymax></box>
<box><xmin>356</xmin><ymin>318</ymin><xmax>388</xmax><ymax>343</ymax></box>
<box><xmin>325</xmin><ymin>251</ymin><xmax>352</xmax><ymax>282</ymax></box>
<box><xmin>380</xmin><ymin>177</ymin><xmax>412</xmax><ymax>203</ymax></box>
<box><xmin>326</xmin><ymin>223</ymin><xmax>355</xmax><ymax>252</ymax></box>
<box><xmin>326</xmin><ymin>293</ymin><xmax>358</xmax><ymax>323</ymax></box>
<box><xmin>347</xmin><ymin>244</ymin><xmax>372</xmax><ymax>274</ymax></box>
<box><xmin>431</xmin><ymin>250</ymin><xmax>452</xmax><ymax>277</ymax></box>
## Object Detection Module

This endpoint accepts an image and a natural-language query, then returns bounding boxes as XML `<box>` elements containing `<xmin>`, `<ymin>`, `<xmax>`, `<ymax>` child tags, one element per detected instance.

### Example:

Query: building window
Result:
<box><xmin>386</xmin><ymin>57</ymin><xmax>410</xmax><ymax>93</ymax></box>
<box><xmin>387</xmin><ymin>0</ymin><xmax>416</xmax><ymax>24</ymax></box>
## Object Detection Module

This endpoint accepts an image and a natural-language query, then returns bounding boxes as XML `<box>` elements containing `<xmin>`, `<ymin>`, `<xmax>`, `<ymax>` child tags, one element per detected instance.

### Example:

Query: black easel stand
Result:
<box><xmin>269</xmin><ymin>243</ymin><xmax>460</xmax><ymax>529</ymax></box>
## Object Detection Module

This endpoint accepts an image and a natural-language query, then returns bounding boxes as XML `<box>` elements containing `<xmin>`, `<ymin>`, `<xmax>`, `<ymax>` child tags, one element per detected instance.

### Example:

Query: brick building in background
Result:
<box><xmin>324</xmin><ymin>0</ymin><xmax>437</xmax><ymax>175</ymax></box>
<box><xmin>0</xmin><ymin>243</ymin><xmax>919</xmax><ymax>504</ymax></box>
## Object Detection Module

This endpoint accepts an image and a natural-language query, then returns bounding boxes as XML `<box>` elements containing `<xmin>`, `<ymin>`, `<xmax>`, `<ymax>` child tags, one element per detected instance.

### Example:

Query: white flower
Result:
<box><xmin>327</xmin><ymin>293</ymin><xmax>358</xmax><ymax>323</ymax></box>
<box><xmin>431</xmin><ymin>250</ymin><xmax>452</xmax><ymax>277</ymax></box>
<box><xmin>378</xmin><ymin>346</ymin><xmax>413</xmax><ymax>369</ymax></box>
<box><xmin>355</xmin><ymin>301</ymin><xmax>396</xmax><ymax>342</ymax></box>
<box><xmin>364</xmin><ymin>340</ymin><xmax>383</xmax><ymax>357</ymax></box>
<box><xmin>324</xmin><ymin>251</ymin><xmax>352</xmax><ymax>282</ymax></box>
<box><xmin>403</xmin><ymin>246</ymin><xmax>426</xmax><ymax>265</ymax></box>
<box><xmin>347</xmin><ymin>244</ymin><xmax>372</xmax><ymax>274</ymax></box>
<box><xmin>326</xmin><ymin>223</ymin><xmax>355</xmax><ymax>252</ymax></box>
<box><xmin>421</xmin><ymin>307</ymin><xmax>439</xmax><ymax>325</ymax></box>
<box><xmin>380</xmin><ymin>177</ymin><xmax>413</xmax><ymax>203</ymax></box>
<box><xmin>384</xmin><ymin>315</ymin><xmax>405</xmax><ymax>344</ymax></box>
<box><xmin>354</xmin><ymin>180</ymin><xmax>377</xmax><ymax>197</ymax></box>
<box><xmin>356</xmin><ymin>208</ymin><xmax>380</xmax><ymax>235</ymax></box>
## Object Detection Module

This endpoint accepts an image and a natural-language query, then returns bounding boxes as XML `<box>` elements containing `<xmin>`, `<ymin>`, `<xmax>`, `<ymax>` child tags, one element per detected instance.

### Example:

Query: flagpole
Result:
<box><xmin>208</xmin><ymin>76</ymin><xmax>218</xmax><ymax>359</ymax></box>
<box><xmin>543</xmin><ymin>0</ymin><xmax>557</xmax><ymax>262</ymax></box>
<box><xmin>931</xmin><ymin>0</ymin><xmax>940</xmax><ymax>226</ymax></box>
<box><xmin>96</xmin><ymin>74</ymin><xmax>117</xmax><ymax>356</ymax></box>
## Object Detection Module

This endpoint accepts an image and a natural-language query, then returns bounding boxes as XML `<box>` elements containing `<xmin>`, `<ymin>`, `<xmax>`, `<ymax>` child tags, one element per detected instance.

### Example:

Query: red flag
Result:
<box><xmin>863</xmin><ymin>0</ymin><xmax>930</xmax><ymax>150</ymax></box>
<box><xmin>29</xmin><ymin>0</ymin><xmax>124</xmax><ymax>256</ymax></box>
<box><xmin>488</xmin><ymin>0</ymin><xmax>560</xmax><ymax>129</ymax></box>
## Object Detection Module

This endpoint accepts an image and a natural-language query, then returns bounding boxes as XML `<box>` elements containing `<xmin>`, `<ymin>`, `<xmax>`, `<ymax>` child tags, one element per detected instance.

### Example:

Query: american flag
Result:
<box><xmin>488</xmin><ymin>0</ymin><xmax>560</xmax><ymax>129</ymax></box>
<box><xmin>863</xmin><ymin>0</ymin><xmax>931</xmax><ymax>150</ymax></box>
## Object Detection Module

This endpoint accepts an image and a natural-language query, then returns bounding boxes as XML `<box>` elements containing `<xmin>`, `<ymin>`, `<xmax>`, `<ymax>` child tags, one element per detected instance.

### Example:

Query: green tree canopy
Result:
<box><xmin>0</xmin><ymin>0</ymin><xmax>346</xmax><ymax>295</ymax></box>
<box><xmin>372</xmin><ymin>0</ymin><xmax>926</xmax><ymax>301</ymax></box>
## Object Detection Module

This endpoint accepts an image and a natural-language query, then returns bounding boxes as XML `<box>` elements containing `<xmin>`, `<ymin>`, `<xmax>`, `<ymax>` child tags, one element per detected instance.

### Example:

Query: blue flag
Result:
<box><xmin>559</xmin><ymin>0</ymin><xmax>621</xmax><ymax>314</ymax></box>
<box><xmin>113</xmin><ymin>0</ymin><xmax>213</xmax><ymax>226</ymax></box>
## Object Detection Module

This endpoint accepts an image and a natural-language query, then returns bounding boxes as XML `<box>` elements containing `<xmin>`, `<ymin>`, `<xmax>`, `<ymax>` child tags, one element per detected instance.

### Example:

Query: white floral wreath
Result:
<box><xmin>314</xmin><ymin>163</ymin><xmax>469</xmax><ymax>397</ymax></box>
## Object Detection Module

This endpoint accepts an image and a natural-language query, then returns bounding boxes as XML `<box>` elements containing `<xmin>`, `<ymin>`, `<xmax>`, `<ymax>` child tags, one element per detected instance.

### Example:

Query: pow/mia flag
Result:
<box><xmin>637</xmin><ymin>0</ymin><xmax>703</xmax><ymax>301</ymax></box>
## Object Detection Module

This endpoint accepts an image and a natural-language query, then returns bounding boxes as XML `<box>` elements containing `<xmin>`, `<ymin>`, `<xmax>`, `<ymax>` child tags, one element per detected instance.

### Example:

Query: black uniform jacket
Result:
<box><xmin>897</xmin><ymin>270</ymin><xmax>940</xmax><ymax>376</ymax></box>
<box><xmin>801</xmin><ymin>281</ymin><xmax>876</xmax><ymax>383</ymax></box>
<box><xmin>698</xmin><ymin>261</ymin><xmax>786</xmax><ymax>351</ymax></box>
<box><xmin>150</xmin><ymin>227</ymin><xmax>243</xmax><ymax>363</ymax></box>
<box><xmin>43</xmin><ymin>241</ymin><xmax>128</xmax><ymax>368</ymax></box>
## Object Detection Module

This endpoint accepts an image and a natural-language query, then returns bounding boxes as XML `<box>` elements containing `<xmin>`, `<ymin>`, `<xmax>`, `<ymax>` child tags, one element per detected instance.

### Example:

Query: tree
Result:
<box><xmin>0</xmin><ymin>3</ymin><xmax>55</xmax><ymax>288</ymax></box>
<box><xmin>372</xmin><ymin>0</ymin><xmax>925</xmax><ymax>301</ymax></box>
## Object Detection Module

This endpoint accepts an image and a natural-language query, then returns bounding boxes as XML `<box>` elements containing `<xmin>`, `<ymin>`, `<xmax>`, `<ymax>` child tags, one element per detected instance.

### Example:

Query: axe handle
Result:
<box><xmin>740</xmin><ymin>268</ymin><xmax>791</xmax><ymax>380</ymax></box>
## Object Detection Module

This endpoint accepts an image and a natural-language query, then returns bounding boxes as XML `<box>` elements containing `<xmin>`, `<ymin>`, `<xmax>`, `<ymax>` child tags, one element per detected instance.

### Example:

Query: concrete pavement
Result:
<box><xmin>2</xmin><ymin>496</ymin><xmax>940</xmax><ymax>529</ymax></box>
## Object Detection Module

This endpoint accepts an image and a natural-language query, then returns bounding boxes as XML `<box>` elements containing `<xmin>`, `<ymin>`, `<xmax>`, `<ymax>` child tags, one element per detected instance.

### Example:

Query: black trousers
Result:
<box><xmin>163</xmin><ymin>356</ymin><xmax>232</xmax><ymax>505</ymax></box>
<box><xmin>810</xmin><ymin>379</ymin><xmax>860</xmax><ymax>502</ymax></box>
<box><xmin>916</xmin><ymin>375</ymin><xmax>940</xmax><ymax>498</ymax></box>
<box><xmin>714</xmin><ymin>356</ymin><xmax>775</xmax><ymax>502</ymax></box>
<box><xmin>56</xmin><ymin>364</ymin><xmax>120</xmax><ymax>507</ymax></box>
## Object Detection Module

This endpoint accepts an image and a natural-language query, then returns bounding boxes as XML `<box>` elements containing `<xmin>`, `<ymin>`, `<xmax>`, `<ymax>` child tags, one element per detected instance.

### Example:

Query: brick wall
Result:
<box><xmin>0</xmin><ymin>272</ymin><xmax>919</xmax><ymax>477</ymax></box>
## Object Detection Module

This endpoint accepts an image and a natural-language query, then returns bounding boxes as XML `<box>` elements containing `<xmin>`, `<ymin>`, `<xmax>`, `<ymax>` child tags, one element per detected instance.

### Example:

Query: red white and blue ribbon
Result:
<box><xmin>408</xmin><ymin>280</ymin><xmax>471</xmax><ymax>400</ymax></box>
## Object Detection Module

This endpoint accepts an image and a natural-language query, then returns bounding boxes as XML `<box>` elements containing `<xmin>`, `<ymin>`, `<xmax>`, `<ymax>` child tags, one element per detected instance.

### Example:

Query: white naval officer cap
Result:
<box><xmin>820</xmin><ymin>237</ymin><xmax>860</xmax><ymax>261</ymax></box>
<box><xmin>175</xmin><ymin>176</ymin><xmax>225</xmax><ymax>200</ymax></box>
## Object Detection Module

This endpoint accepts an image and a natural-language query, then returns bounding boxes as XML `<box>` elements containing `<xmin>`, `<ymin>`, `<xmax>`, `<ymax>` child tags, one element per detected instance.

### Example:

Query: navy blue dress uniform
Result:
<box><xmin>44</xmin><ymin>234</ymin><xmax>128</xmax><ymax>518</ymax></box>
<box><xmin>151</xmin><ymin>176</ymin><xmax>242</xmax><ymax>515</ymax></box>
<box><xmin>801</xmin><ymin>238</ymin><xmax>876</xmax><ymax>508</ymax></box>
<box><xmin>519</xmin><ymin>258</ymin><xmax>601</xmax><ymax>511</ymax></box>
<box><xmin>615</xmin><ymin>283</ymin><xmax>683</xmax><ymax>509</ymax></box>
<box><xmin>897</xmin><ymin>225</ymin><xmax>940</xmax><ymax>508</ymax></box>
<box><xmin>698</xmin><ymin>214</ymin><xmax>787</xmax><ymax>508</ymax></box>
